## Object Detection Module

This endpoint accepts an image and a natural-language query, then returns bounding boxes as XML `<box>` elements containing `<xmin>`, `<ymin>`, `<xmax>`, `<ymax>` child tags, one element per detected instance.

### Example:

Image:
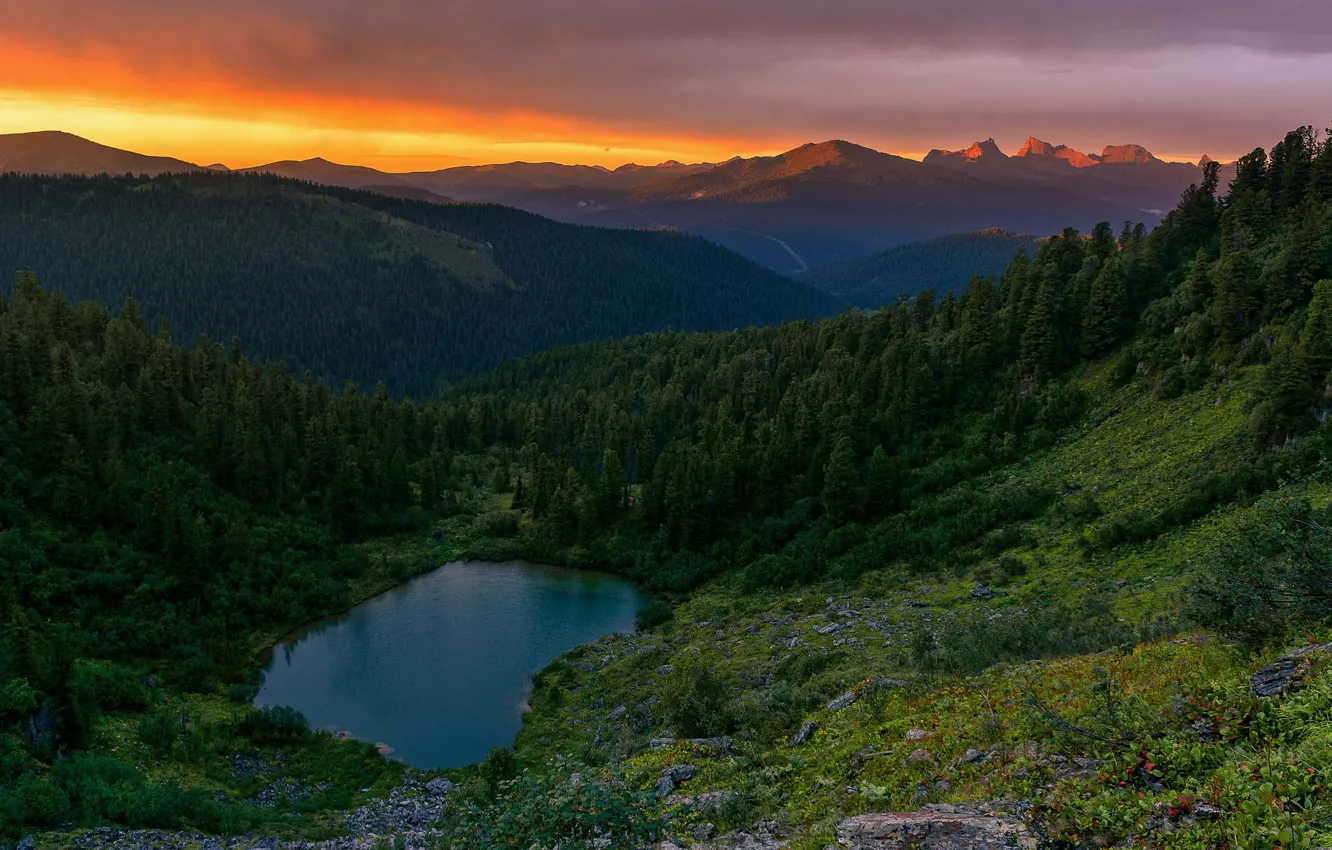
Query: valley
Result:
<box><xmin>2</xmin><ymin>122</ymin><xmax>1332</xmax><ymax>850</ymax></box>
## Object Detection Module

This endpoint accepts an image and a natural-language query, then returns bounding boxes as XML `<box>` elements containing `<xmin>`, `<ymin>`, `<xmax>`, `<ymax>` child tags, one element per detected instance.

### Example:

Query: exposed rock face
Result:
<box><xmin>1013</xmin><ymin>137</ymin><xmax>1097</xmax><ymax>168</ymax></box>
<box><xmin>1098</xmin><ymin>144</ymin><xmax>1161</xmax><ymax>164</ymax></box>
<box><xmin>922</xmin><ymin>139</ymin><xmax>1007</xmax><ymax>165</ymax></box>
<box><xmin>1251</xmin><ymin>643</ymin><xmax>1332</xmax><ymax>697</ymax></box>
<box><xmin>791</xmin><ymin>720</ymin><xmax>818</xmax><ymax>745</ymax></box>
<box><xmin>655</xmin><ymin>763</ymin><xmax>698</xmax><ymax>797</ymax></box>
<box><xmin>836</xmin><ymin>811</ymin><xmax>1036</xmax><ymax>849</ymax></box>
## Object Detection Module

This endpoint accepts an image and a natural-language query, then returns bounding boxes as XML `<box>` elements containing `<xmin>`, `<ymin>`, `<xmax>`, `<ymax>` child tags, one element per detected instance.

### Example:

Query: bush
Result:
<box><xmin>137</xmin><ymin>706</ymin><xmax>181</xmax><ymax>757</ymax></box>
<box><xmin>74</xmin><ymin>660</ymin><xmax>149</xmax><ymax>713</ymax></box>
<box><xmin>634</xmin><ymin>599</ymin><xmax>674</xmax><ymax>632</ymax></box>
<box><xmin>1190</xmin><ymin>492</ymin><xmax>1332</xmax><ymax>643</ymax></box>
<box><xmin>481</xmin><ymin>510</ymin><xmax>520</xmax><ymax>537</ymax></box>
<box><xmin>480</xmin><ymin>746</ymin><xmax>519</xmax><ymax>797</ymax></box>
<box><xmin>909</xmin><ymin>596</ymin><xmax>1139</xmax><ymax>676</ymax></box>
<box><xmin>997</xmin><ymin>554</ymin><xmax>1028</xmax><ymax>582</ymax></box>
<box><xmin>741</xmin><ymin>553</ymin><xmax>813</xmax><ymax>590</ymax></box>
<box><xmin>239</xmin><ymin>705</ymin><xmax>310</xmax><ymax>745</ymax></box>
<box><xmin>1155</xmin><ymin>365</ymin><xmax>1186</xmax><ymax>399</ymax></box>
<box><xmin>442</xmin><ymin>761</ymin><xmax>663</xmax><ymax>849</ymax></box>
<box><xmin>661</xmin><ymin>657</ymin><xmax>732</xmax><ymax>737</ymax></box>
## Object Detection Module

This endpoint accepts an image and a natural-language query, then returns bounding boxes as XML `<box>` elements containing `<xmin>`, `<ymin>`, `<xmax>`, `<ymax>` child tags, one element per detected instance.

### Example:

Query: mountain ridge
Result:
<box><xmin>0</xmin><ymin>130</ymin><xmax>1240</xmax><ymax>273</ymax></box>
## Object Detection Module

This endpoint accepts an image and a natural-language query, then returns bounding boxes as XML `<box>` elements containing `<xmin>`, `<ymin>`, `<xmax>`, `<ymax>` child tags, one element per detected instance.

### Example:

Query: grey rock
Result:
<box><xmin>655</xmin><ymin>764</ymin><xmax>698</xmax><ymax>797</ymax></box>
<box><xmin>18</xmin><ymin>838</ymin><xmax>35</xmax><ymax>850</ymax></box>
<box><xmin>679</xmin><ymin>790</ymin><xmax>741</xmax><ymax>816</ymax></box>
<box><xmin>836</xmin><ymin>811</ymin><xmax>1037</xmax><ymax>849</ymax></box>
<box><xmin>424</xmin><ymin>777</ymin><xmax>452</xmax><ymax>796</ymax></box>
<box><xmin>907</xmin><ymin>748</ymin><xmax>934</xmax><ymax>765</ymax></box>
<box><xmin>971</xmin><ymin>586</ymin><xmax>996</xmax><ymax>600</ymax></box>
<box><xmin>791</xmin><ymin>720</ymin><xmax>818</xmax><ymax>746</ymax></box>
<box><xmin>828</xmin><ymin>690</ymin><xmax>859</xmax><ymax>711</ymax></box>
<box><xmin>608</xmin><ymin>703</ymin><xmax>628</xmax><ymax>720</ymax></box>
<box><xmin>905</xmin><ymin>729</ymin><xmax>933</xmax><ymax>742</ymax></box>
<box><xmin>1251</xmin><ymin>643</ymin><xmax>1332</xmax><ymax>697</ymax></box>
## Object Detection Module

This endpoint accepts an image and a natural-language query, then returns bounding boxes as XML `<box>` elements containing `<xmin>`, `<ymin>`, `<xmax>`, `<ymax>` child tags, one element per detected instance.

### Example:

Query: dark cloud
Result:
<box><xmin>6</xmin><ymin>0</ymin><xmax>1331</xmax><ymax>156</ymax></box>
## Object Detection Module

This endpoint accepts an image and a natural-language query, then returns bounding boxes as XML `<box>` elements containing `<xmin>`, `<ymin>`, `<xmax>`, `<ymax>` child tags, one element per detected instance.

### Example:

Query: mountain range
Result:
<box><xmin>1</xmin><ymin>130</ymin><xmax>1229</xmax><ymax>274</ymax></box>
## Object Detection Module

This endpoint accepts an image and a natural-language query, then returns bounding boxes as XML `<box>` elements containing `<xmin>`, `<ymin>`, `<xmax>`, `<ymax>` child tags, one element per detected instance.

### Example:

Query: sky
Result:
<box><xmin>2</xmin><ymin>0</ymin><xmax>1330</xmax><ymax>170</ymax></box>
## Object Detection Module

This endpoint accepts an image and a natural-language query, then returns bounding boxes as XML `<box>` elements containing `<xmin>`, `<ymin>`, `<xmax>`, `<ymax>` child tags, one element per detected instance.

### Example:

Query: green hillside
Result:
<box><xmin>0</xmin><ymin>172</ymin><xmax>840</xmax><ymax>397</ymax></box>
<box><xmin>3</xmin><ymin>126</ymin><xmax>1332</xmax><ymax>848</ymax></box>
<box><xmin>800</xmin><ymin>228</ymin><xmax>1043</xmax><ymax>308</ymax></box>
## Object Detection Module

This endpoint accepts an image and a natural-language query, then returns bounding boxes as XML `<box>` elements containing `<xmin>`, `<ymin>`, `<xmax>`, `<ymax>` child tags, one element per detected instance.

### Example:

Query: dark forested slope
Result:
<box><xmin>800</xmin><ymin>228</ymin><xmax>1044</xmax><ymax>308</ymax></box>
<box><xmin>0</xmin><ymin>172</ymin><xmax>840</xmax><ymax>396</ymax></box>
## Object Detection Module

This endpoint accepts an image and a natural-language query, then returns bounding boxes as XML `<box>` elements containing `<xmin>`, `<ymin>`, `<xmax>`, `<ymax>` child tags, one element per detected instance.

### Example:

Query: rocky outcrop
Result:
<box><xmin>656</xmin><ymin>764</ymin><xmax>698</xmax><ymax>797</ymax></box>
<box><xmin>1251</xmin><ymin>643</ymin><xmax>1332</xmax><ymax>697</ymax></box>
<box><xmin>835</xmin><ymin>810</ymin><xmax>1036</xmax><ymax>849</ymax></box>
<box><xmin>790</xmin><ymin>720</ymin><xmax>818</xmax><ymax>745</ymax></box>
<box><xmin>1097</xmin><ymin>144</ymin><xmax>1161</xmax><ymax>165</ymax></box>
<box><xmin>664</xmin><ymin>790</ymin><xmax>742</xmax><ymax>816</ymax></box>
<box><xmin>1012</xmin><ymin>137</ymin><xmax>1097</xmax><ymax>168</ymax></box>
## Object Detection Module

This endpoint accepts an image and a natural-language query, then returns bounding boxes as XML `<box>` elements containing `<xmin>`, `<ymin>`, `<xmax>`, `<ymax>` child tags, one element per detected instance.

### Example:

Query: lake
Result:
<box><xmin>255</xmin><ymin>560</ymin><xmax>643</xmax><ymax>768</ymax></box>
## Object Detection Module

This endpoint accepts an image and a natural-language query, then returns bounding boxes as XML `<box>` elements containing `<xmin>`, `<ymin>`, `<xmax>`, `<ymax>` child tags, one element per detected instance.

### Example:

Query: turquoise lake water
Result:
<box><xmin>255</xmin><ymin>560</ymin><xmax>643</xmax><ymax>768</ymax></box>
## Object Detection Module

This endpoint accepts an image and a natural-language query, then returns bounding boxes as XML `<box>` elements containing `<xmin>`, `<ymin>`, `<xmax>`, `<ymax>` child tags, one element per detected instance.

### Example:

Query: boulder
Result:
<box><xmin>828</xmin><ymin>690</ymin><xmax>859</xmax><ymax>711</ymax></box>
<box><xmin>905</xmin><ymin>729</ymin><xmax>933</xmax><ymax>742</ymax></box>
<box><xmin>1251</xmin><ymin>643</ymin><xmax>1332</xmax><ymax>697</ymax></box>
<box><xmin>655</xmin><ymin>763</ymin><xmax>698</xmax><ymax>797</ymax></box>
<box><xmin>907</xmin><ymin>748</ymin><xmax>934</xmax><ymax>765</ymax></box>
<box><xmin>791</xmin><ymin>720</ymin><xmax>818</xmax><ymax>745</ymax></box>
<box><xmin>836</xmin><ymin>811</ymin><xmax>1036</xmax><ymax>849</ymax></box>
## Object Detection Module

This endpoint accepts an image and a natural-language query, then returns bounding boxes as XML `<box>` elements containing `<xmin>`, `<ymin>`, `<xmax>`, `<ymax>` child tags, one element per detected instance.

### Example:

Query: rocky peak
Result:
<box><xmin>1014</xmin><ymin>137</ymin><xmax>1097</xmax><ymax>168</ymax></box>
<box><xmin>1098</xmin><ymin>143</ymin><xmax>1160</xmax><ymax>164</ymax></box>
<box><xmin>1198</xmin><ymin>154</ymin><xmax>1215</xmax><ymax>167</ymax></box>
<box><xmin>922</xmin><ymin>138</ymin><xmax>1007</xmax><ymax>166</ymax></box>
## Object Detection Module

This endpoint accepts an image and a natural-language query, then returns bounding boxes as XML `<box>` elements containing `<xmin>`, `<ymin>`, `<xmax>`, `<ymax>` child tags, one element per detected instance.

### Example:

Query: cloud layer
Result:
<box><xmin>3</xmin><ymin>0</ymin><xmax>1329</xmax><ymax>164</ymax></box>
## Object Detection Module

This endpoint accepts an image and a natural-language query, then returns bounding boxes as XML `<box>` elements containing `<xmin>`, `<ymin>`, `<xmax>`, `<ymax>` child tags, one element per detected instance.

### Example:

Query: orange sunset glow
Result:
<box><xmin>0</xmin><ymin>40</ymin><xmax>774</xmax><ymax>169</ymax></box>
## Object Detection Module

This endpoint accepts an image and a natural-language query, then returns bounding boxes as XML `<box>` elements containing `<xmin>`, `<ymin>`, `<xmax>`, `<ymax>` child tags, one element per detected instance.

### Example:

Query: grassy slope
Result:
<box><xmin>508</xmin><ymin>364</ymin><xmax>1332</xmax><ymax>848</ymax></box>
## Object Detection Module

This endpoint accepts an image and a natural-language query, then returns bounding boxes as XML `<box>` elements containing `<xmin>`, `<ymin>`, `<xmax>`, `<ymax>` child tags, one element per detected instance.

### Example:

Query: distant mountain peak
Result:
<box><xmin>1198</xmin><ymin>154</ymin><xmax>1214</xmax><ymax>167</ymax></box>
<box><xmin>1014</xmin><ymin>137</ymin><xmax>1097</xmax><ymax>168</ymax></box>
<box><xmin>922</xmin><ymin>138</ymin><xmax>1008</xmax><ymax>166</ymax></box>
<box><xmin>1098</xmin><ymin>144</ymin><xmax>1161</xmax><ymax>165</ymax></box>
<box><xmin>965</xmin><ymin>138</ymin><xmax>1007</xmax><ymax>160</ymax></box>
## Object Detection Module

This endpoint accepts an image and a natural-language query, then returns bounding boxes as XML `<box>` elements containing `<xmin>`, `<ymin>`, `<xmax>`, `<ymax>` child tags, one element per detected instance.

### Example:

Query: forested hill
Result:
<box><xmin>454</xmin><ymin>127</ymin><xmax>1332</xmax><ymax>590</ymax></box>
<box><xmin>0</xmin><ymin>172</ymin><xmax>840</xmax><ymax>397</ymax></box>
<box><xmin>799</xmin><ymin>228</ymin><xmax>1043</xmax><ymax>309</ymax></box>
